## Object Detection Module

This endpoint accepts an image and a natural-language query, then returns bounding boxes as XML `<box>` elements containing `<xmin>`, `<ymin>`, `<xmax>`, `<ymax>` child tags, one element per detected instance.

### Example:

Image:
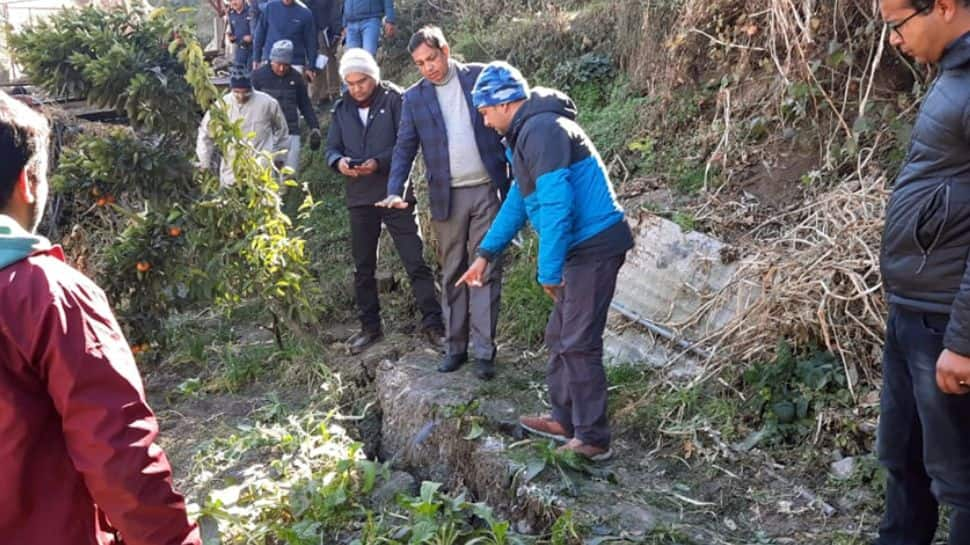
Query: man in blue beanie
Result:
<box><xmin>457</xmin><ymin>61</ymin><xmax>634</xmax><ymax>461</ymax></box>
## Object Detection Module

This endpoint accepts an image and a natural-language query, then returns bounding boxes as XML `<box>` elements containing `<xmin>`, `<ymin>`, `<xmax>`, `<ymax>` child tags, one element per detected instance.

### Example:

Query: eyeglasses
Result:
<box><xmin>886</xmin><ymin>7</ymin><xmax>930</xmax><ymax>40</ymax></box>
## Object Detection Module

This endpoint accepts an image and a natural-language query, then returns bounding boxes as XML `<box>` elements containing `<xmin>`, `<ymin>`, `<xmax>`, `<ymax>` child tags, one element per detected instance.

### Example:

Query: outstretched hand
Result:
<box><xmin>456</xmin><ymin>257</ymin><xmax>488</xmax><ymax>288</ymax></box>
<box><xmin>375</xmin><ymin>194</ymin><xmax>408</xmax><ymax>209</ymax></box>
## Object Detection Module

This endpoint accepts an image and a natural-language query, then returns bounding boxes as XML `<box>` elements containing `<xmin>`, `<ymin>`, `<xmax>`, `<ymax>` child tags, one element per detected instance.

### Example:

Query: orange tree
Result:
<box><xmin>11</xmin><ymin>5</ymin><xmax>316</xmax><ymax>349</ymax></box>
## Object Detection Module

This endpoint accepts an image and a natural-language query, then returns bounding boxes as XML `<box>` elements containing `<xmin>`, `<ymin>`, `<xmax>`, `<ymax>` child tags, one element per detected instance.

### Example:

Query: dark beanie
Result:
<box><xmin>229</xmin><ymin>65</ymin><xmax>252</xmax><ymax>90</ymax></box>
<box><xmin>230</xmin><ymin>75</ymin><xmax>252</xmax><ymax>90</ymax></box>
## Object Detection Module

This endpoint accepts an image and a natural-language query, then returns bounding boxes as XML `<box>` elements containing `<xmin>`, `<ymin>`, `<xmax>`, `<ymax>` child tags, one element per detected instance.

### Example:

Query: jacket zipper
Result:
<box><xmin>913</xmin><ymin>181</ymin><xmax>951</xmax><ymax>274</ymax></box>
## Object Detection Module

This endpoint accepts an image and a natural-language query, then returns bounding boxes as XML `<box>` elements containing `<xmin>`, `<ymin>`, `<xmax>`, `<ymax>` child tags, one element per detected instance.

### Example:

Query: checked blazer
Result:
<box><xmin>386</xmin><ymin>61</ymin><xmax>511</xmax><ymax>221</ymax></box>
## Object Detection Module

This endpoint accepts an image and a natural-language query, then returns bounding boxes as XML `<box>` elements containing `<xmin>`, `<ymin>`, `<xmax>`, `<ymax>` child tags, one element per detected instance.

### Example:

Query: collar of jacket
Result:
<box><xmin>940</xmin><ymin>30</ymin><xmax>970</xmax><ymax>71</ymax></box>
<box><xmin>417</xmin><ymin>62</ymin><xmax>476</xmax><ymax>130</ymax></box>
<box><xmin>340</xmin><ymin>82</ymin><xmax>388</xmax><ymax>109</ymax></box>
<box><xmin>0</xmin><ymin>213</ymin><xmax>59</xmax><ymax>270</ymax></box>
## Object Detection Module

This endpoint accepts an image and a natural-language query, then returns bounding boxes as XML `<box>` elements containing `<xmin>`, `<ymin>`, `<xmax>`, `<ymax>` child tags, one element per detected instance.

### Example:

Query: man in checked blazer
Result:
<box><xmin>376</xmin><ymin>25</ymin><xmax>510</xmax><ymax>380</ymax></box>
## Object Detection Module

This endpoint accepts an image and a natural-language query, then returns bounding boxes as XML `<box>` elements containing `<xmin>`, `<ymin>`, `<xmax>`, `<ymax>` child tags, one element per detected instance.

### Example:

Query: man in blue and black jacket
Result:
<box><xmin>875</xmin><ymin>0</ymin><xmax>970</xmax><ymax>542</ymax></box>
<box><xmin>457</xmin><ymin>62</ymin><xmax>634</xmax><ymax>461</ymax></box>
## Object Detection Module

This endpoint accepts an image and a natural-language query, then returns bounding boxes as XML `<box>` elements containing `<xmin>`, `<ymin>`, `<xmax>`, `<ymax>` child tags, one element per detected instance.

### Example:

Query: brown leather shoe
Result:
<box><xmin>557</xmin><ymin>438</ymin><xmax>613</xmax><ymax>462</ymax></box>
<box><xmin>519</xmin><ymin>415</ymin><xmax>570</xmax><ymax>443</ymax></box>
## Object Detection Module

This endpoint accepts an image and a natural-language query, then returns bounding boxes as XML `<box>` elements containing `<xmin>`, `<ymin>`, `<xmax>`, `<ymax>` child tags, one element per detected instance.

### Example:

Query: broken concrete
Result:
<box><xmin>375</xmin><ymin>350</ymin><xmax>665</xmax><ymax>536</ymax></box>
<box><xmin>605</xmin><ymin>212</ymin><xmax>761</xmax><ymax>371</ymax></box>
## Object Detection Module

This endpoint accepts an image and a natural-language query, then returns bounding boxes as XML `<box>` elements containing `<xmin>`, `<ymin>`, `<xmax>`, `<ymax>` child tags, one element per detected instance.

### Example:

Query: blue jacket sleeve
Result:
<box><xmin>303</xmin><ymin>12</ymin><xmax>317</xmax><ymax>66</ymax></box>
<box><xmin>535</xmin><ymin>168</ymin><xmax>573</xmax><ymax>285</ymax></box>
<box><xmin>386</xmin><ymin>93</ymin><xmax>419</xmax><ymax>198</ymax></box>
<box><xmin>383</xmin><ymin>0</ymin><xmax>395</xmax><ymax>22</ymax></box>
<box><xmin>253</xmin><ymin>8</ymin><xmax>267</xmax><ymax>63</ymax></box>
<box><xmin>478</xmin><ymin>182</ymin><xmax>527</xmax><ymax>260</ymax></box>
<box><xmin>518</xmin><ymin>117</ymin><xmax>575</xmax><ymax>286</ymax></box>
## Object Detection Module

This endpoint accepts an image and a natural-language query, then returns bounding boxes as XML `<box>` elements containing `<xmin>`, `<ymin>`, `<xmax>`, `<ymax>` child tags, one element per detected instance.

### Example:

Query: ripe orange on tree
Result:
<box><xmin>136</xmin><ymin>261</ymin><xmax>151</xmax><ymax>273</ymax></box>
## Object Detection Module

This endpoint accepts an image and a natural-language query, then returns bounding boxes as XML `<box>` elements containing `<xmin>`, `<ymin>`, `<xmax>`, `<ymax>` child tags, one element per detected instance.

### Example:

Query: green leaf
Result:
<box><xmin>523</xmin><ymin>459</ymin><xmax>547</xmax><ymax>482</ymax></box>
<box><xmin>464</xmin><ymin>422</ymin><xmax>485</xmax><ymax>440</ymax></box>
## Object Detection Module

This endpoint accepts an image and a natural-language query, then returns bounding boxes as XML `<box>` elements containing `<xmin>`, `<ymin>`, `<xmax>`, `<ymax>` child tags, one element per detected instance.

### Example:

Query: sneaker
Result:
<box><xmin>519</xmin><ymin>415</ymin><xmax>570</xmax><ymax>443</ymax></box>
<box><xmin>348</xmin><ymin>329</ymin><xmax>383</xmax><ymax>355</ymax></box>
<box><xmin>557</xmin><ymin>438</ymin><xmax>613</xmax><ymax>462</ymax></box>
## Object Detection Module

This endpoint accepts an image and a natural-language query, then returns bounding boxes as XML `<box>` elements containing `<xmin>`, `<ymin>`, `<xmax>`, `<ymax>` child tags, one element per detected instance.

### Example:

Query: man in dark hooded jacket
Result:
<box><xmin>875</xmin><ymin>0</ymin><xmax>970</xmax><ymax>542</ymax></box>
<box><xmin>0</xmin><ymin>92</ymin><xmax>201</xmax><ymax>544</ymax></box>
<box><xmin>457</xmin><ymin>62</ymin><xmax>633</xmax><ymax>462</ymax></box>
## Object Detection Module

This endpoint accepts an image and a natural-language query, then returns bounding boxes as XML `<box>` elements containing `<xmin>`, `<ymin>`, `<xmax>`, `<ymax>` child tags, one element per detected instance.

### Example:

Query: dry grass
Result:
<box><xmin>609</xmin><ymin>0</ymin><xmax>918</xmax><ymax>389</ymax></box>
<box><xmin>696</xmin><ymin>176</ymin><xmax>888</xmax><ymax>397</ymax></box>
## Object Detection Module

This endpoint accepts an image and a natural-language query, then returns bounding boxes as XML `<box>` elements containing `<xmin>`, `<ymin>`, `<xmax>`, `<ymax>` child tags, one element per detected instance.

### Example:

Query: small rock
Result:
<box><xmin>515</xmin><ymin>520</ymin><xmax>535</xmax><ymax>535</ymax></box>
<box><xmin>369</xmin><ymin>470</ymin><xmax>418</xmax><ymax>508</ymax></box>
<box><xmin>724</xmin><ymin>517</ymin><xmax>737</xmax><ymax>531</ymax></box>
<box><xmin>830</xmin><ymin>457</ymin><xmax>856</xmax><ymax>480</ymax></box>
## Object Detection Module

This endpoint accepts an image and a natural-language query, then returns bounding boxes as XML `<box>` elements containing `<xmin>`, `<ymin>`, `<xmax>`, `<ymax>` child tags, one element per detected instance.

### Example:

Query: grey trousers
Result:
<box><xmin>433</xmin><ymin>183</ymin><xmax>503</xmax><ymax>360</ymax></box>
<box><xmin>546</xmin><ymin>253</ymin><xmax>626</xmax><ymax>448</ymax></box>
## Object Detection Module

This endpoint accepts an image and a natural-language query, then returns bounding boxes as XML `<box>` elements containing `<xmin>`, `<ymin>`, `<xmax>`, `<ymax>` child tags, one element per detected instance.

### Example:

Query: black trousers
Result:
<box><xmin>876</xmin><ymin>305</ymin><xmax>970</xmax><ymax>545</ymax></box>
<box><xmin>348</xmin><ymin>205</ymin><xmax>442</xmax><ymax>332</ymax></box>
<box><xmin>545</xmin><ymin>253</ymin><xmax>625</xmax><ymax>449</ymax></box>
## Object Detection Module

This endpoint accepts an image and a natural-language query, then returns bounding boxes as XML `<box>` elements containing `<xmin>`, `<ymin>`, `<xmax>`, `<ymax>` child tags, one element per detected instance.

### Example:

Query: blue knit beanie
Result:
<box><xmin>472</xmin><ymin>61</ymin><xmax>529</xmax><ymax>108</ymax></box>
<box><xmin>229</xmin><ymin>65</ymin><xmax>252</xmax><ymax>89</ymax></box>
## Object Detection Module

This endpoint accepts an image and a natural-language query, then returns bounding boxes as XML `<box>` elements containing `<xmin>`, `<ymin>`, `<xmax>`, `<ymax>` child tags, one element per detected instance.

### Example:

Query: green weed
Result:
<box><xmin>743</xmin><ymin>341</ymin><xmax>854</xmax><ymax>445</ymax></box>
<box><xmin>499</xmin><ymin>236</ymin><xmax>555</xmax><ymax>345</ymax></box>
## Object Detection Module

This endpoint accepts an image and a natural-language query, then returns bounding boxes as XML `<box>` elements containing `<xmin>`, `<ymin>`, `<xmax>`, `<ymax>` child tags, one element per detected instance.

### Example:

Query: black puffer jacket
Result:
<box><xmin>325</xmin><ymin>81</ymin><xmax>414</xmax><ymax>207</ymax></box>
<box><xmin>251</xmin><ymin>64</ymin><xmax>320</xmax><ymax>135</ymax></box>
<box><xmin>881</xmin><ymin>32</ymin><xmax>970</xmax><ymax>355</ymax></box>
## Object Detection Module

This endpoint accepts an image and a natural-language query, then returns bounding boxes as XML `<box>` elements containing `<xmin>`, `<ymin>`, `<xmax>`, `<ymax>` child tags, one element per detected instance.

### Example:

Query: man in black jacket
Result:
<box><xmin>252</xmin><ymin>39</ymin><xmax>322</xmax><ymax>179</ymax></box>
<box><xmin>877</xmin><ymin>1</ymin><xmax>970</xmax><ymax>543</ymax></box>
<box><xmin>325</xmin><ymin>48</ymin><xmax>443</xmax><ymax>353</ymax></box>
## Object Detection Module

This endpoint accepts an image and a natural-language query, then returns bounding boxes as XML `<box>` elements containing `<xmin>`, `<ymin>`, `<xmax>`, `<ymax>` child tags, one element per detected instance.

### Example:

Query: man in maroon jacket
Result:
<box><xmin>0</xmin><ymin>93</ymin><xmax>201</xmax><ymax>544</ymax></box>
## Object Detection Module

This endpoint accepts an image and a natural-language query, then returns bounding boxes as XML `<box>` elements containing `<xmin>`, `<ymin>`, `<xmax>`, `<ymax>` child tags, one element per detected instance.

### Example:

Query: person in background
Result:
<box><xmin>375</xmin><ymin>26</ymin><xmax>510</xmax><ymax>381</ymax></box>
<box><xmin>874</xmin><ymin>0</ymin><xmax>970</xmax><ymax>543</ymax></box>
<box><xmin>226</xmin><ymin>0</ymin><xmax>255</xmax><ymax>70</ymax></box>
<box><xmin>251</xmin><ymin>39</ymin><xmax>322</xmax><ymax>179</ymax></box>
<box><xmin>0</xmin><ymin>90</ymin><xmax>202</xmax><ymax>544</ymax></box>
<box><xmin>325</xmin><ymin>48</ymin><xmax>444</xmax><ymax>354</ymax></box>
<box><xmin>253</xmin><ymin>0</ymin><xmax>317</xmax><ymax>82</ymax></box>
<box><xmin>457</xmin><ymin>62</ymin><xmax>634</xmax><ymax>461</ymax></box>
<box><xmin>196</xmin><ymin>71</ymin><xmax>289</xmax><ymax>187</ymax></box>
<box><xmin>341</xmin><ymin>0</ymin><xmax>395</xmax><ymax>56</ymax></box>
<box><xmin>307</xmin><ymin>0</ymin><xmax>343</xmax><ymax>103</ymax></box>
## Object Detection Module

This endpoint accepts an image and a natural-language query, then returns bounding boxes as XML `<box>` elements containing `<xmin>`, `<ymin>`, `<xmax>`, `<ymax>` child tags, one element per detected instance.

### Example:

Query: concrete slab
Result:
<box><xmin>605</xmin><ymin>213</ymin><xmax>761</xmax><ymax>371</ymax></box>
